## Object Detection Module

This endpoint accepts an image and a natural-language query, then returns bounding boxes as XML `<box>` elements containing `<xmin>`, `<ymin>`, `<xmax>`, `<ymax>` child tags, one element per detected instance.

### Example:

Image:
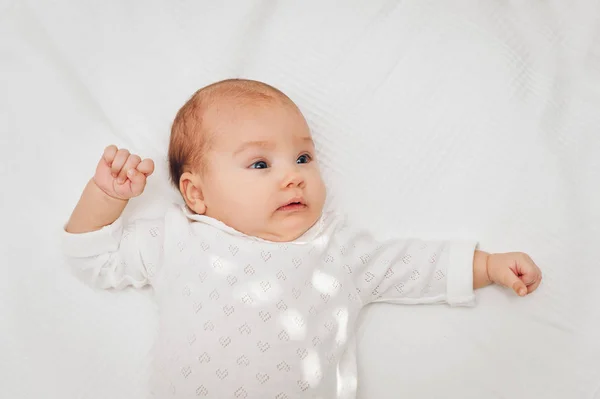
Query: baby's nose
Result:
<box><xmin>281</xmin><ymin>167</ymin><xmax>305</xmax><ymax>188</ymax></box>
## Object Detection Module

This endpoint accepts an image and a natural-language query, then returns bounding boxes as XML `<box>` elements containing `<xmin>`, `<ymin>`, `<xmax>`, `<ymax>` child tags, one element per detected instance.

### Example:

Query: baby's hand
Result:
<box><xmin>93</xmin><ymin>145</ymin><xmax>155</xmax><ymax>200</ymax></box>
<box><xmin>487</xmin><ymin>252</ymin><xmax>542</xmax><ymax>296</ymax></box>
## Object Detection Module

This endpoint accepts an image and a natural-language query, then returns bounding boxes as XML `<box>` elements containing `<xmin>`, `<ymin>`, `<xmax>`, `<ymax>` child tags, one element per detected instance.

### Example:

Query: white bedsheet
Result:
<box><xmin>1</xmin><ymin>1</ymin><xmax>599</xmax><ymax>398</ymax></box>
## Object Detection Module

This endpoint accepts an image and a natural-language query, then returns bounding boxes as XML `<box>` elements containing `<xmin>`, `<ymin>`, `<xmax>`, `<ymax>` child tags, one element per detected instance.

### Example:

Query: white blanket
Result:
<box><xmin>2</xmin><ymin>1</ymin><xmax>599</xmax><ymax>398</ymax></box>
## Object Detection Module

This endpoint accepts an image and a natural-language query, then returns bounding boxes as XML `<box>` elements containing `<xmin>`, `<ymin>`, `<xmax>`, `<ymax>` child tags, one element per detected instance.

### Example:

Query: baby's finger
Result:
<box><xmin>523</xmin><ymin>267</ymin><xmax>542</xmax><ymax>294</ymax></box>
<box><xmin>527</xmin><ymin>277</ymin><xmax>542</xmax><ymax>294</ymax></box>
<box><xmin>111</xmin><ymin>149</ymin><xmax>130</xmax><ymax>177</ymax></box>
<box><xmin>501</xmin><ymin>268</ymin><xmax>528</xmax><ymax>297</ymax></box>
<box><xmin>127</xmin><ymin>168</ymin><xmax>147</xmax><ymax>196</ymax></box>
<box><xmin>117</xmin><ymin>154</ymin><xmax>141</xmax><ymax>184</ymax></box>
<box><xmin>103</xmin><ymin>145</ymin><xmax>118</xmax><ymax>164</ymax></box>
<box><xmin>136</xmin><ymin>158</ymin><xmax>155</xmax><ymax>176</ymax></box>
<box><xmin>518</xmin><ymin>258</ymin><xmax>542</xmax><ymax>287</ymax></box>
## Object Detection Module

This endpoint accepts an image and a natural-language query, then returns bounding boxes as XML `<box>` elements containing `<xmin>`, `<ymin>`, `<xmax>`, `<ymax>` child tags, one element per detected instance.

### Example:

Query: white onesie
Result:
<box><xmin>62</xmin><ymin>204</ymin><xmax>476</xmax><ymax>399</ymax></box>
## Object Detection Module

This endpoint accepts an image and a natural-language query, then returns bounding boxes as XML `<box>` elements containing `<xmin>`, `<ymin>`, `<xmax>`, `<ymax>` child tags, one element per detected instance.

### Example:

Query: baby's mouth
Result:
<box><xmin>277</xmin><ymin>199</ymin><xmax>307</xmax><ymax>212</ymax></box>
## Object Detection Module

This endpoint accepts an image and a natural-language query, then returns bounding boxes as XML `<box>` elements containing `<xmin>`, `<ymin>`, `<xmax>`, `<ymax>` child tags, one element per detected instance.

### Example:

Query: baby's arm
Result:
<box><xmin>63</xmin><ymin>145</ymin><xmax>161</xmax><ymax>290</ymax></box>
<box><xmin>66</xmin><ymin>145</ymin><xmax>154</xmax><ymax>233</ymax></box>
<box><xmin>337</xmin><ymin>223</ymin><xmax>542</xmax><ymax>307</ymax></box>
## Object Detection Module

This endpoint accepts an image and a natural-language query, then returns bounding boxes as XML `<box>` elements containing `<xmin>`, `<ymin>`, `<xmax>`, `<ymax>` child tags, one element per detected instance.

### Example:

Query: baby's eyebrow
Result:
<box><xmin>298</xmin><ymin>136</ymin><xmax>314</xmax><ymax>146</ymax></box>
<box><xmin>234</xmin><ymin>140</ymin><xmax>274</xmax><ymax>155</ymax></box>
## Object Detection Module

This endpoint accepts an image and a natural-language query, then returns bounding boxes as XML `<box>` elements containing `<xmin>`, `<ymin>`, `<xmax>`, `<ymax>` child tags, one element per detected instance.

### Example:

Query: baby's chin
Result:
<box><xmin>254</xmin><ymin>214</ymin><xmax>320</xmax><ymax>242</ymax></box>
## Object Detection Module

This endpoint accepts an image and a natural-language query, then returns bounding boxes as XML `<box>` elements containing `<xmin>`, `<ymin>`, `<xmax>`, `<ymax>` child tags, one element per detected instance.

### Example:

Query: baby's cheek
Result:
<box><xmin>242</xmin><ymin>182</ymin><xmax>270</xmax><ymax>209</ymax></box>
<box><xmin>315</xmin><ymin>176</ymin><xmax>327</xmax><ymax>205</ymax></box>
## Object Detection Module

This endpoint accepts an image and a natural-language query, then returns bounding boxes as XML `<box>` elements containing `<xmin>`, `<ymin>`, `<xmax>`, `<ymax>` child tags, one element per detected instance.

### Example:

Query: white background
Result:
<box><xmin>1</xmin><ymin>1</ymin><xmax>599</xmax><ymax>398</ymax></box>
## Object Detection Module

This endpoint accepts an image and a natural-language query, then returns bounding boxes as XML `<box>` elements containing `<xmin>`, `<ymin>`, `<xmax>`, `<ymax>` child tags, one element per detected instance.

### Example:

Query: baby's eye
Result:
<box><xmin>297</xmin><ymin>154</ymin><xmax>312</xmax><ymax>164</ymax></box>
<box><xmin>250</xmin><ymin>160</ymin><xmax>269</xmax><ymax>169</ymax></box>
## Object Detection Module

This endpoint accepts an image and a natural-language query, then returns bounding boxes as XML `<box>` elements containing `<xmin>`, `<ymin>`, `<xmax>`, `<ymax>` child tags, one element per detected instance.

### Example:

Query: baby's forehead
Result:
<box><xmin>206</xmin><ymin>96</ymin><xmax>308</xmax><ymax>132</ymax></box>
<box><xmin>206</xmin><ymin>117</ymin><xmax>313</xmax><ymax>160</ymax></box>
<box><xmin>209</xmin><ymin>118</ymin><xmax>313</xmax><ymax>148</ymax></box>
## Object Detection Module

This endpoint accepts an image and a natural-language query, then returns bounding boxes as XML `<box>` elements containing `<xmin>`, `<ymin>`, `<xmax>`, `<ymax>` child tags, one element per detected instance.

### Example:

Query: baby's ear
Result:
<box><xmin>180</xmin><ymin>172</ymin><xmax>206</xmax><ymax>214</ymax></box>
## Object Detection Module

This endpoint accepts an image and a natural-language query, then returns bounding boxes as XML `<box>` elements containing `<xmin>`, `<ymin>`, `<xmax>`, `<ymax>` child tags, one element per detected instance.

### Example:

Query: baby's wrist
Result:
<box><xmin>90</xmin><ymin>178</ymin><xmax>129</xmax><ymax>203</ymax></box>
<box><xmin>473</xmin><ymin>250</ymin><xmax>493</xmax><ymax>289</ymax></box>
<box><xmin>483</xmin><ymin>252</ymin><xmax>492</xmax><ymax>285</ymax></box>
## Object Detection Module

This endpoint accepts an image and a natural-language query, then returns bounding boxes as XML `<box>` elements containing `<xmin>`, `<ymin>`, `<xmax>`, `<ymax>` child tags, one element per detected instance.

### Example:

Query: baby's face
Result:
<box><xmin>199</xmin><ymin>99</ymin><xmax>326</xmax><ymax>242</ymax></box>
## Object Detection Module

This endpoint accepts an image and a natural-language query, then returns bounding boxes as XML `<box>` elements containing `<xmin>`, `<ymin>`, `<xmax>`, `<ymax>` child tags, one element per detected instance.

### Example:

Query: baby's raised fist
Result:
<box><xmin>93</xmin><ymin>145</ymin><xmax>155</xmax><ymax>200</ymax></box>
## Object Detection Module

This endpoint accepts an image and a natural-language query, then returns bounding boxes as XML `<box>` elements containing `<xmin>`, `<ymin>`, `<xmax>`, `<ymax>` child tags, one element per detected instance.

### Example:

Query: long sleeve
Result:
<box><xmin>335</xmin><ymin>224</ymin><xmax>477</xmax><ymax>307</ymax></box>
<box><xmin>62</xmin><ymin>216</ymin><xmax>164</xmax><ymax>289</ymax></box>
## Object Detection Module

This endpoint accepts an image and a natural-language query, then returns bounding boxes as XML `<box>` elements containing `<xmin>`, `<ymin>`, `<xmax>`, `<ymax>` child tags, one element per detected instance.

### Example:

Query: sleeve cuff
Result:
<box><xmin>446</xmin><ymin>240</ymin><xmax>477</xmax><ymax>307</ymax></box>
<box><xmin>62</xmin><ymin>218</ymin><xmax>124</xmax><ymax>258</ymax></box>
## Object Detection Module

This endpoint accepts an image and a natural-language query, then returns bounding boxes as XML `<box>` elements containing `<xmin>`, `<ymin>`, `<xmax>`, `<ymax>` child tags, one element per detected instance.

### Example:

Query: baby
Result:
<box><xmin>64</xmin><ymin>79</ymin><xmax>542</xmax><ymax>399</ymax></box>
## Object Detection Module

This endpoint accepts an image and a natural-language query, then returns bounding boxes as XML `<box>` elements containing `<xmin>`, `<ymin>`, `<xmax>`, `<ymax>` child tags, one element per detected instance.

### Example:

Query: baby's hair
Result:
<box><xmin>168</xmin><ymin>78</ymin><xmax>294</xmax><ymax>189</ymax></box>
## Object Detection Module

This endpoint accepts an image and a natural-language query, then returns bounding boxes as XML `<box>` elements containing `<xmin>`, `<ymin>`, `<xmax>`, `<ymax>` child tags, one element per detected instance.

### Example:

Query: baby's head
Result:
<box><xmin>169</xmin><ymin>79</ymin><xmax>326</xmax><ymax>242</ymax></box>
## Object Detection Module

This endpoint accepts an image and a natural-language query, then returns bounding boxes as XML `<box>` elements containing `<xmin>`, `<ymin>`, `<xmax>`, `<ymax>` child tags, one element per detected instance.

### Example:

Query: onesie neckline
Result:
<box><xmin>180</xmin><ymin>204</ymin><xmax>330</xmax><ymax>245</ymax></box>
